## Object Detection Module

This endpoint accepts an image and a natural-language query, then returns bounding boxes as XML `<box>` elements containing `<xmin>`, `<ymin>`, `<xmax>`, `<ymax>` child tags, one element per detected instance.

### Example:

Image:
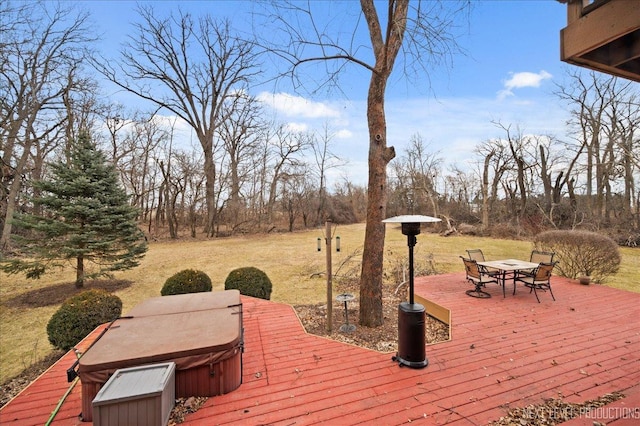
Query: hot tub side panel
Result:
<box><xmin>175</xmin><ymin>348</ymin><xmax>243</xmax><ymax>397</ymax></box>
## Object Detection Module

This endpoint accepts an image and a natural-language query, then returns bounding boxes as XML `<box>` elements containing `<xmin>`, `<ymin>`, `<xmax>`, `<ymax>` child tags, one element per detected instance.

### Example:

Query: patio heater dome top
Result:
<box><xmin>382</xmin><ymin>215</ymin><xmax>441</xmax><ymax>224</ymax></box>
<box><xmin>383</xmin><ymin>215</ymin><xmax>441</xmax><ymax>236</ymax></box>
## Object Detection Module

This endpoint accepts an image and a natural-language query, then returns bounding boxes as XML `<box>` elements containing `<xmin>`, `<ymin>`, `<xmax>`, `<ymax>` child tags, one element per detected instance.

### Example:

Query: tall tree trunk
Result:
<box><xmin>514</xmin><ymin>155</ymin><xmax>527</xmax><ymax>222</ymax></box>
<box><xmin>360</xmin><ymin>72</ymin><xmax>394</xmax><ymax>326</ymax></box>
<box><xmin>204</xmin><ymin>146</ymin><xmax>217</xmax><ymax>237</ymax></box>
<box><xmin>539</xmin><ymin>145</ymin><xmax>553</xmax><ymax>211</ymax></box>
<box><xmin>481</xmin><ymin>151</ymin><xmax>493</xmax><ymax>230</ymax></box>
<box><xmin>622</xmin><ymin>131</ymin><xmax>634</xmax><ymax>215</ymax></box>
<box><xmin>159</xmin><ymin>161</ymin><xmax>177</xmax><ymax>239</ymax></box>
<box><xmin>76</xmin><ymin>254</ymin><xmax>84</xmax><ymax>288</ymax></box>
<box><xmin>1</xmin><ymin>139</ymin><xmax>32</xmax><ymax>250</ymax></box>
<box><xmin>358</xmin><ymin>0</ymin><xmax>405</xmax><ymax>327</ymax></box>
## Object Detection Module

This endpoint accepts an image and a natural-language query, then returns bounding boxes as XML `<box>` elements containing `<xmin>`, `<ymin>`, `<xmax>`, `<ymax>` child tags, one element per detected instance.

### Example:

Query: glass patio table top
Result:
<box><xmin>477</xmin><ymin>259</ymin><xmax>540</xmax><ymax>297</ymax></box>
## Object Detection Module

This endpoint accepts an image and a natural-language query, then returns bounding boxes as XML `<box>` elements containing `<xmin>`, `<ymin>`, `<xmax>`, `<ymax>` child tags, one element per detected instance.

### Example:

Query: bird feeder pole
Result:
<box><xmin>325</xmin><ymin>220</ymin><xmax>333</xmax><ymax>332</ymax></box>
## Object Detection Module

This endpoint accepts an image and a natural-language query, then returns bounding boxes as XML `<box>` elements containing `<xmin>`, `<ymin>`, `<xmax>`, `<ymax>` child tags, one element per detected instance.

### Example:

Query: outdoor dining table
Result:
<box><xmin>477</xmin><ymin>258</ymin><xmax>540</xmax><ymax>297</ymax></box>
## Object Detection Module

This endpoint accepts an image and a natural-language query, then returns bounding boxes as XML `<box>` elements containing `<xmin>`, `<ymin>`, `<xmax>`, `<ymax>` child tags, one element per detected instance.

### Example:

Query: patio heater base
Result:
<box><xmin>392</xmin><ymin>302</ymin><xmax>428</xmax><ymax>369</ymax></box>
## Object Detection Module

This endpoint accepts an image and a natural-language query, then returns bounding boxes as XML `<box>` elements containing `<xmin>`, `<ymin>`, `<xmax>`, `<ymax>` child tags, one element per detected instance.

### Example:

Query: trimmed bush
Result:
<box><xmin>225</xmin><ymin>267</ymin><xmax>272</xmax><ymax>300</ymax></box>
<box><xmin>47</xmin><ymin>290</ymin><xmax>122</xmax><ymax>351</ymax></box>
<box><xmin>534</xmin><ymin>230</ymin><xmax>621</xmax><ymax>283</ymax></box>
<box><xmin>161</xmin><ymin>269</ymin><xmax>212</xmax><ymax>296</ymax></box>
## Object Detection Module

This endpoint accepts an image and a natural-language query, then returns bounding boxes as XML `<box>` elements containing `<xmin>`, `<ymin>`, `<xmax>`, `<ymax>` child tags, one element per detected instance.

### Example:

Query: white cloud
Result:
<box><xmin>505</xmin><ymin>70</ymin><xmax>552</xmax><ymax>89</ymax></box>
<box><xmin>257</xmin><ymin>92</ymin><xmax>341</xmax><ymax>119</ymax></box>
<box><xmin>285</xmin><ymin>122</ymin><xmax>309</xmax><ymax>133</ymax></box>
<box><xmin>336</xmin><ymin>129</ymin><xmax>353</xmax><ymax>139</ymax></box>
<box><xmin>496</xmin><ymin>89</ymin><xmax>515</xmax><ymax>100</ymax></box>
<box><xmin>151</xmin><ymin>114</ymin><xmax>192</xmax><ymax>133</ymax></box>
<box><xmin>497</xmin><ymin>70</ymin><xmax>553</xmax><ymax>100</ymax></box>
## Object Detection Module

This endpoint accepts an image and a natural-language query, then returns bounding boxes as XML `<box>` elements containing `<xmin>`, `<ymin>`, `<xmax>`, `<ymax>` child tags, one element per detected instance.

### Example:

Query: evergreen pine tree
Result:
<box><xmin>3</xmin><ymin>133</ymin><xmax>147</xmax><ymax>287</ymax></box>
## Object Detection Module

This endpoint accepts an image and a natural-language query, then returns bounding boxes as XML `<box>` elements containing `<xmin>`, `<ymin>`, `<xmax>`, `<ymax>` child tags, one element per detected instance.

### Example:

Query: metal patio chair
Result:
<box><xmin>530</xmin><ymin>250</ymin><xmax>555</xmax><ymax>264</ymax></box>
<box><xmin>514</xmin><ymin>261</ymin><xmax>557</xmax><ymax>303</ymax></box>
<box><xmin>465</xmin><ymin>249</ymin><xmax>500</xmax><ymax>277</ymax></box>
<box><xmin>515</xmin><ymin>250</ymin><xmax>556</xmax><ymax>279</ymax></box>
<box><xmin>461</xmin><ymin>256</ymin><xmax>499</xmax><ymax>298</ymax></box>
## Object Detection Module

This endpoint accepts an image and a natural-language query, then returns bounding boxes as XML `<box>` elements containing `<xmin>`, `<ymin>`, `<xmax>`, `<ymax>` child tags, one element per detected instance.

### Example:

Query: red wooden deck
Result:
<box><xmin>1</xmin><ymin>273</ymin><xmax>639</xmax><ymax>425</ymax></box>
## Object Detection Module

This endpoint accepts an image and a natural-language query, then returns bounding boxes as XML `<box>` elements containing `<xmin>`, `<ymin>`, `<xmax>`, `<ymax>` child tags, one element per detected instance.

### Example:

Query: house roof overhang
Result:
<box><xmin>559</xmin><ymin>0</ymin><xmax>640</xmax><ymax>82</ymax></box>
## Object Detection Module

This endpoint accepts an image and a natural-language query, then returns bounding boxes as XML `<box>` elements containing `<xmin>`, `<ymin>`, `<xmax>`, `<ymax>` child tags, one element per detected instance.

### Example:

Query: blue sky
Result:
<box><xmin>81</xmin><ymin>0</ymin><xmax>572</xmax><ymax>186</ymax></box>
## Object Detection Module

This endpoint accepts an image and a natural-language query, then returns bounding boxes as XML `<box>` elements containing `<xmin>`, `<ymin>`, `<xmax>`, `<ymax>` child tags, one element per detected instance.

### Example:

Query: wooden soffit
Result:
<box><xmin>559</xmin><ymin>0</ymin><xmax>640</xmax><ymax>82</ymax></box>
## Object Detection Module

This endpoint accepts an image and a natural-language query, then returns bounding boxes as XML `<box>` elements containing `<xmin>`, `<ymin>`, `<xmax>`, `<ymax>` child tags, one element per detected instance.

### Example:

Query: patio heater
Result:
<box><xmin>383</xmin><ymin>215</ymin><xmax>441</xmax><ymax>369</ymax></box>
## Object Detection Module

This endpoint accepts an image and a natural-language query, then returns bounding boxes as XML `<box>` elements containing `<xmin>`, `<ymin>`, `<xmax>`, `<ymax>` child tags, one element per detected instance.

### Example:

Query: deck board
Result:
<box><xmin>1</xmin><ymin>272</ymin><xmax>638</xmax><ymax>425</ymax></box>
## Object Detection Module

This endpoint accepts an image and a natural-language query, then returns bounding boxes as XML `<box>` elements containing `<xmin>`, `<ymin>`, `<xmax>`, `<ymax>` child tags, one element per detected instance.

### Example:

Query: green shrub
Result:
<box><xmin>47</xmin><ymin>290</ymin><xmax>122</xmax><ymax>351</ymax></box>
<box><xmin>224</xmin><ymin>266</ymin><xmax>272</xmax><ymax>300</ymax></box>
<box><xmin>161</xmin><ymin>269</ymin><xmax>212</xmax><ymax>296</ymax></box>
<box><xmin>534</xmin><ymin>230</ymin><xmax>621</xmax><ymax>283</ymax></box>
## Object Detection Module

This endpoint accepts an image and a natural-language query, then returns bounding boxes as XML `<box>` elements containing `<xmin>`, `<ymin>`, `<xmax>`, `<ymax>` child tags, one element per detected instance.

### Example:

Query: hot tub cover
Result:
<box><xmin>78</xmin><ymin>290</ymin><xmax>242</xmax><ymax>384</ymax></box>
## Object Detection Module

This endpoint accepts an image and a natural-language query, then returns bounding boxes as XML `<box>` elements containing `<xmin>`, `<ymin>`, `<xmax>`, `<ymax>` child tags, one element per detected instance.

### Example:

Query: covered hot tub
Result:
<box><xmin>77</xmin><ymin>290</ymin><xmax>243</xmax><ymax>422</ymax></box>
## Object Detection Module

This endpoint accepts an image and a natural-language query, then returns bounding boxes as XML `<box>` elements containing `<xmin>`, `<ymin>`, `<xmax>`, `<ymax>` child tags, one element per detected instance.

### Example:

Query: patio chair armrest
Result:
<box><xmin>515</xmin><ymin>269</ymin><xmax>535</xmax><ymax>278</ymax></box>
<box><xmin>477</xmin><ymin>264</ymin><xmax>490</xmax><ymax>274</ymax></box>
<box><xmin>478</xmin><ymin>265</ymin><xmax>500</xmax><ymax>280</ymax></box>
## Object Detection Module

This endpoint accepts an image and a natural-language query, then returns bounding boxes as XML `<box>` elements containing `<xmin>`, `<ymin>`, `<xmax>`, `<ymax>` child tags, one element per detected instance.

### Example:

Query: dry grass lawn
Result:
<box><xmin>1</xmin><ymin>223</ymin><xmax>638</xmax><ymax>383</ymax></box>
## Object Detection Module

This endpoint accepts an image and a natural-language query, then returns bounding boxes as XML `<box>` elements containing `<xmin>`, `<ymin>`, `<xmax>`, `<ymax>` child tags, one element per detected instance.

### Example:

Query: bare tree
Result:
<box><xmin>310</xmin><ymin>123</ymin><xmax>346</xmax><ymax>225</ymax></box>
<box><xmin>217</xmin><ymin>94</ymin><xmax>265</xmax><ymax>231</ymax></box>
<box><xmin>245</xmin><ymin>122</ymin><xmax>276</xmax><ymax>227</ymax></box>
<box><xmin>157</xmin><ymin>157</ymin><xmax>177</xmax><ymax>238</ymax></box>
<box><xmin>172</xmin><ymin>149</ymin><xmax>205</xmax><ymax>238</ymax></box>
<box><xmin>492</xmin><ymin>122</ymin><xmax>540</xmax><ymax>227</ymax></box>
<box><xmin>556</xmin><ymin>70</ymin><xmax>640</xmax><ymax>226</ymax></box>
<box><xmin>479</xmin><ymin>146</ymin><xmax>495</xmax><ymax>230</ymax></box>
<box><xmin>60</xmin><ymin>71</ymin><xmax>103</xmax><ymax>161</ymax></box>
<box><xmin>93</xmin><ymin>6</ymin><xmax>261</xmax><ymax>237</ymax></box>
<box><xmin>103</xmin><ymin>104</ymin><xmax>134</xmax><ymax>164</ymax></box>
<box><xmin>472</xmin><ymin>138</ymin><xmax>510</xmax><ymax>230</ymax></box>
<box><xmin>1</xmin><ymin>1</ymin><xmax>94</xmax><ymax>250</ymax></box>
<box><xmin>391</xmin><ymin>134</ymin><xmax>442</xmax><ymax>216</ymax></box>
<box><xmin>265</xmin><ymin>125</ymin><xmax>311</xmax><ymax>222</ymax></box>
<box><xmin>108</xmin><ymin>112</ymin><xmax>167</xmax><ymax>228</ymax></box>
<box><xmin>264</xmin><ymin>0</ymin><xmax>468</xmax><ymax>326</ymax></box>
<box><xmin>280</xmin><ymin>166</ymin><xmax>310</xmax><ymax>232</ymax></box>
<box><xmin>603</xmin><ymin>84</ymin><xmax>639</xmax><ymax>223</ymax></box>
<box><xmin>531</xmin><ymin>134</ymin><xmax>584</xmax><ymax>228</ymax></box>
<box><xmin>440</xmin><ymin>165</ymin><xmax>476</xmax><ymax>228</ymax></box>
